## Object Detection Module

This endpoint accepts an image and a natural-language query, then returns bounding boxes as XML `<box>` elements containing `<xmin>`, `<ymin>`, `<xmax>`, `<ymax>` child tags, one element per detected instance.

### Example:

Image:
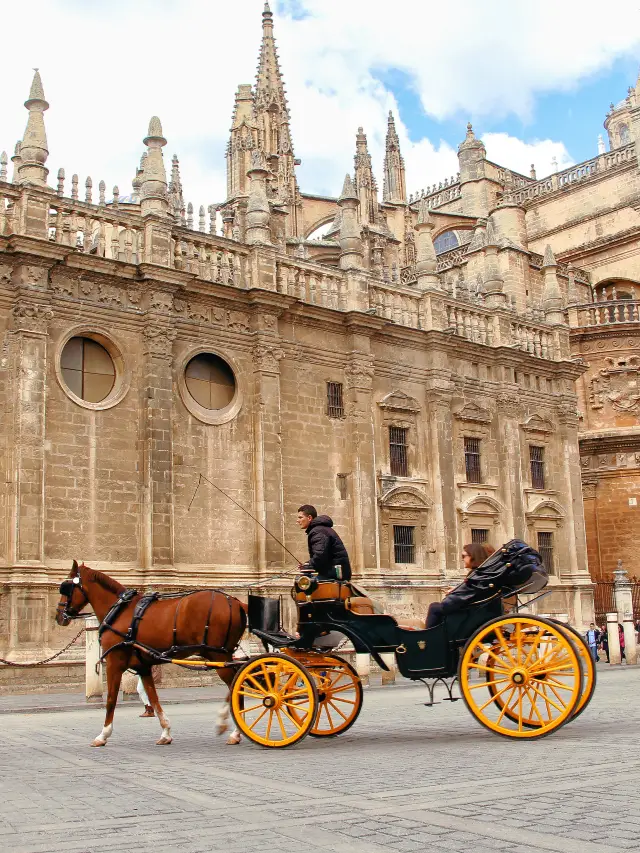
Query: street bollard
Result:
<box><xmin>380</xmin><ymin>652</ymin><xmax>396</xmax><ymax>685</ymax></box>
<box><xmin>613</xmin><ymin>563</ymin><xmax>637</xmax><ymax>665</ymax></box>
<box><xmin>85</xmin><ymin>616</ymin><xmax>103</xmax><ymax>702</ymax></box>
<box><xmin>622</xmin><ymin>617</ymin><xmax>637</xmax><ymax>665</ymax></box>
<box><xmin>121</xmin><ymin>670</ymin><xmax>139</xmax><ymax>701</ymax></box>
<box><xmin>355</xmin><ymin>653</ymin><xmax>370</xmax><ymax>687</ymax></box>
<box><xmin>606</xmin><ymin>612</ymin><xmax>621</xmax><ymax>665</ymax></box>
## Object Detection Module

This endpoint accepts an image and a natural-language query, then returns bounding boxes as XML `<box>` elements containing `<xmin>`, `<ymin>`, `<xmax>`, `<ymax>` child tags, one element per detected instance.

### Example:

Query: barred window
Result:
<box><xmin>471</xmin><ymin>528</ymin><xmax>488</xmax><ymax>544</ymax></box>
<box><xmin>389</xmin><ymin>426</ymin><xmax>409</xmax><ymax>477</ymax></box>
<box><xmin>464</xmin><ymin>437</ymin><xmax>482</xmax><ymax>483</ymax></box>
<box><xmin>537</xmin><ymin>531</ymin><xmax>554</xmax><ymax>575</ymax></box>
<box><xmin>393</xmin><ymin>525</ymin><xmax>415</xmax><ymax>564</ymax></box>
<box><xmin>326</xmin><ymin>382</ymin><xmax>344</xmax><ymax>418</ymax></box>
<box><xmin>530</xmin><ymin>445</ymin><xmax>546</xmax><ymax>490</ymax></box>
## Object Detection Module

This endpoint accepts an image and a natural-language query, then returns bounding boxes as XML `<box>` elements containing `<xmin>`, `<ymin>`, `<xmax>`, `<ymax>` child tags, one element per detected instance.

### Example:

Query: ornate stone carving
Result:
<box><xmin>0</xmin><ymin>265</ymin><xmax>11</xmax><ymax>287</ymax></box>
<box><xmin>496</xmin><ymin>393</ymin><xmax>520</xmax><ymax>417</ymax></box>
<box><xmin>454</xmin><ymin>401</ymin><xmax>491</xmax><ymax>424</ymax></box>
<box><xmin>253</xmin><ymin>342</ymin><xmax>284</xmax><ymax>373</ymax></box>
<box><xmin>148</xmin><ymin>291</ymin><xmax>174</xmax><ymax>313</ymax></box>
<box><xmin>187</xmin><ymin>302</ymin><xmax>209</xmax><ymax>322</ymax></box>
<box><xmin>172</xmin><ymin>297</ymin><xmax>186</xmax><ymax>313</ymax></box>
<box><xmin>97</xmin><ymin>283</ymin><xmax>123</xmax><ymax>306</ymax></box>
<box><xmin>378</xmin><ymin>389</ymin><xmax>421</xmax><ymax>413</ymax></box>
<box><xmin>582</xmin><ymin>481</ymin><xmax>597</xmax><ymax>500</ymax></box>
<box><xmin>79</xmin><ymin>279</ymin><xmax>95</xmax><ymax>297</ymax></box>
<box><xmin>228</xmin><ymin>310</ymin><xmax>250</xmax><ymax>332</ymax></box>
<box><xmin>11</xmin><ymin>301</ymin><xmax>53</xmax><ymax>333</ymax></box>
<box><xmin>51</xmin><ymin>276</ymin><xmax>75</xmax><ymax>297</ymax></box>
<box><xmin>345</xmin><ymin>355</ymin><xmax>374</xmax><ymax>392</ymax></box>
<box><xmin>127</xmin><ymin>288</ymin><xmax>142</xmax><ymax>306</ymax></box>
<box><xmin>589</xmin><ymin>356</ymin><xmax>640</xmax><ymax>412</ymax></box>
<box><xmin>143</xmin><ymin>325</ymin><xmax>176</xmax><ymax>360</ymax></box>
<box><xmin>522</xmin><ymin>413</ymin><xmax>555</xmax><ymax>434</ymax></box>
<box><xmin>211</xmin><ymin>307</ymin><xmax>226</xmax><ymax>325</ymax></box>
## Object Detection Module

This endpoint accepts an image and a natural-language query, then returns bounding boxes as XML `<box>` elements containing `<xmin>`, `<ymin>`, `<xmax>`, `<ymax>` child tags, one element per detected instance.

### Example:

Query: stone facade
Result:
<box><xmin>0</xmin><ymin>5</ymin><xmax>604</xmax><ymax>664</ymax></box>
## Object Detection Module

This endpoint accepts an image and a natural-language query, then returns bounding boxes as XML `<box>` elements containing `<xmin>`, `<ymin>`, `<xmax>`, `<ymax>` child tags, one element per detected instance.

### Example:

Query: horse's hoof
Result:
<box><xmin>156</xmin><ymin>737</ymin><xmax>173</xmax><ymax>745</ymax></box>
<box><xmin>216</xmin><ymin>723</ymin><xmax>228</xmax><ymax>736</ymax></box>
<box><xmin>91</xmin><ymin>740</ymin><xmax>106</xmax><ymax>747</ymax></box>
<box><xmin>226</xmin><ymin>733</ymin><xmax>241</xmax><ymax>745</ymax></box>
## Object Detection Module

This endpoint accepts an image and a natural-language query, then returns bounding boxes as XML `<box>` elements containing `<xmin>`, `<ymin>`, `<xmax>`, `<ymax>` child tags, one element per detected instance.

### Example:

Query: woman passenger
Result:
<box><xmin>425</xmin><ymin>542</ymin><xmax>494</xmax><ymax>629</ymax></box>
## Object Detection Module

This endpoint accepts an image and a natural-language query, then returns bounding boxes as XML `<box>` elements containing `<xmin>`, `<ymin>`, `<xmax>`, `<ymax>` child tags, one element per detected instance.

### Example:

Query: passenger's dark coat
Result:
<box><xmin>303</xmin><ymin>515</ymin><xmax>352</xmax><ymax>580</ymax></box>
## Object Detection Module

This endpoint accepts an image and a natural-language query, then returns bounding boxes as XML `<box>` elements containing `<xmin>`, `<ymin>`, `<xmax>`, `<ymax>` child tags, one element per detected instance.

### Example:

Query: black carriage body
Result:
<box><xmin>248</xmin><ymin>539</ymin><xmax>547</xmax><ymax>681</ymax></box>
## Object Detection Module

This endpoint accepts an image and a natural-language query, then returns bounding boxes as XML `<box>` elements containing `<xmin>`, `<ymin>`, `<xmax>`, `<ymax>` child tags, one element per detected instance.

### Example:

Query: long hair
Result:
<box><xmin>463</xmin><ymin>542</ymin><xmax>493</xmax><ymax>570</ymax></box>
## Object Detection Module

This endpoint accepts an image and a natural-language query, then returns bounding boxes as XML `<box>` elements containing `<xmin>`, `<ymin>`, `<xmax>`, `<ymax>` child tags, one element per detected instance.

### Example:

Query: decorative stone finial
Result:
<box><xmin>597</xmin><ymin>134</ymin><xmax>606</xmax><ymax>155</ymax></box>
<box><xmin>0</xmin><ymin>151</ymin><xmax>7</xmax><ymax>181</ymax></box>
<box><xmin>144</xmin><ymin>116</ymin><xmax>166</xmax><ymax>146</ymax></box>
<box><xmin>26</xmin><ymin>69</ymin><xmax>48</xmax><ymax>108</ymax></box>
<box><xmin>417</xmin><ymin>198</ymin><xmax>432</xmax><ymax>225</ymax></box>
<box><xmin>338</xmin><ymin>173</ymin><xmax>358</xmax><ymax>203</ymax></box>
<box><xmin>530</xmin><ymin>164</ymin><xmax>536</xmax><ymax>179</ymax></box>
<box><xmin>18</xmin><ymin>68</ymin><xmax>50</xmax><ymax>185</ymax></box>
<box><xmin>542</xmin><ymin>244</ymin><xmax>557</xmax><ymax>267</ymax></box>
<box><xmin>140</xmin><ymin>116</ymin><xmax>168</xmax><ymax>215</ymax></box>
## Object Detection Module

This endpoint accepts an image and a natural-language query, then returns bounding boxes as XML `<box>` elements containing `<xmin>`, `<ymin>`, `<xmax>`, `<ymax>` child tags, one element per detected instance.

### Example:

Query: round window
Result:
<box><xmin>60</xmin><ymin>336</ymin><xmax>115</xmax><ymax>403</ymax></box>
<box><xmin>185</xmin><ymin>353</ymin><xmax>236</xmax><ymax>410</ymax></box>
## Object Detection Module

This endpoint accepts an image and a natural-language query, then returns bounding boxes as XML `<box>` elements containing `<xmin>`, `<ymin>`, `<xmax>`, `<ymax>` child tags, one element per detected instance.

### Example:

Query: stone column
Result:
<box><xmin>606</xmin><ymin>611</ymin><xmax>621</xmax><ymax>665</ymax></box>
<box><xmin>251</xmin><ymin>316</ymin><xmax>285</xmax><ymax>574</ymax></box>
<box><xmin>7</xmin><ymin>278</ymin><xmax>53</xmax><ymax>566</ymax></box>
<box><xmin>345</xmin><ymin>339</ymin><xmax>377</xmax><ymax>575</ymax></box>
<box><xmin>141</xmin><ymin>294</ymin><xmax>177</xmax><ymax>570</ymax></box>
<box><xmin>85</xmin><ymin>615</ymin><xmax>103</xmax><ymax>702</ymax></box>
<box><xmin>614</xmin><ymin>565</ymin><xmax>638</xmax><ymax>664</ymax></box>
<box><xmin>557</xmin><ymin>403</ymin><xmax>587</xmax><ymax>579</ymax></box>
<box><xmin>425</xmin><ymin>388</ymin><xmax>458</xmax><ymax>578</ymax></box>
<box><xmin>413</xmin><ymin>201</ymin><xmax>439</xmax><ymax>291</ymax></box>
<box><xmin>496</xmin><ymin>392</ymin><xmax>524</xmax><ymax>539</ymax></box>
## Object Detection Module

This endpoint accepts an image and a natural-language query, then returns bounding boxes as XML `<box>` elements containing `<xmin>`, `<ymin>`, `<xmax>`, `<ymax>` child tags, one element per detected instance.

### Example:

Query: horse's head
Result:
<box><xmin>56</xmin><ymin>560</ymin><xmax>90</xmax><ymax>626</ymax></box>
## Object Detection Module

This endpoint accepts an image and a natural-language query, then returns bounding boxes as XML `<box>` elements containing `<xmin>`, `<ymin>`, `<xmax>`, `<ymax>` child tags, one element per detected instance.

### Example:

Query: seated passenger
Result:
<box><xmin>425</xmin><ymin>542</ymin><xmax>494</xmax><ymax>629</ymax></box>
<box><xmin>296</xmin><ymin>504</ymin><xmax>352</xmax><ymax>581</ymax></box>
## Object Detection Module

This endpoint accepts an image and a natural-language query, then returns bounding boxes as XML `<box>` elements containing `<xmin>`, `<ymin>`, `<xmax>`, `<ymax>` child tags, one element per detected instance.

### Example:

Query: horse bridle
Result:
<box><xmin>58</xmin><ymin>574</ymin><xmax>91</xmax><ymax>621</ymax></box>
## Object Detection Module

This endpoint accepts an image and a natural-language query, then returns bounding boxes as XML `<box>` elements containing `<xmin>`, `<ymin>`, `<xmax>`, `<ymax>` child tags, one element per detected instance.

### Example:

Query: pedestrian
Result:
<box><xmin>296</xmin><ymin>505</ymin><xmax>352</xmax><ymax>581</ymax></box>
<box><xmin>619</xmin><ymin>624</ymin><xmax>626</xmax><ymax>661</ymax></box>
<box><xmin>600</xmin><ymin>625</ymin><xmax>609</xmax><ymax>662</ymax></box>
<box><xmin>584</xmin><ymin>622</ymin><xmax>600</xmax><ymax>662</ymax></box>
<box><xmin>137</xmin><ymin>675</ymin><xmax>155</xmax><ymax>717</ymax></box>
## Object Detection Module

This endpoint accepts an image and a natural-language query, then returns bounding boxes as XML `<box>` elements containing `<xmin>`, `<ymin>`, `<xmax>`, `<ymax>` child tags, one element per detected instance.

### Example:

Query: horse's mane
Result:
<box><xmin>83</xmin><ymin>566</ymin><xmax>125</xmax><ymax>595</ymax></box>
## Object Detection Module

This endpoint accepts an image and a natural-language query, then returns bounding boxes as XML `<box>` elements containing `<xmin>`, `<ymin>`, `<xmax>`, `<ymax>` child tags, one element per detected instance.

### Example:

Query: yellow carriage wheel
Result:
<box><xmin>553</xmin><ymin>621</ymin><xmax>596</xmax><ymax>721</ymax></box>
<box><xmin>459</xmin><ymin>616</ymin><xmax>582</xmax><ymax>739</ymax></box>
<box><xmin>230</xmin><ymin>653</ymin><xmax>318</xmax><ymax>748</ymax></box>
<box><xmin>485</xmin><ymin>621</ymin><xmax>596</xmax><ymax>728</ymax></box>
<box><xmin>307</xmin><ymin>656</ymin><xmax>363</xmax><ymax>738</ymax></box>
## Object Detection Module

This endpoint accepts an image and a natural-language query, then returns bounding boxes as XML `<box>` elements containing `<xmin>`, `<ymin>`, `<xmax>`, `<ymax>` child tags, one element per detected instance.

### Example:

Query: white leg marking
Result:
<box><xmin>226</xmin><ymin>728</ymin><xmax>242</xmax><ymax>745</ymax></box>
<box><xmin>216</xmin><ymin>703</ymin><xmax>230</xmax><ymax>736</ymax></box>
<box><xmin>91</xmin><ymin>723</ymin><xmax>113</xmax><ymax>747</ymax></box>
<box><xmin>155</xmin><ymin>713</ymin><xmax>172</xmax><ymax>745</ymax></box>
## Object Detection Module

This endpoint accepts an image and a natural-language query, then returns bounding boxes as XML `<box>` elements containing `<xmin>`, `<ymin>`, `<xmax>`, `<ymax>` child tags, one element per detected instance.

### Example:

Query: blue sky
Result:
<box><xmin>1</xmin><ymin>1</ymin><xmax>639</xmax><ymax>204</ymax></box>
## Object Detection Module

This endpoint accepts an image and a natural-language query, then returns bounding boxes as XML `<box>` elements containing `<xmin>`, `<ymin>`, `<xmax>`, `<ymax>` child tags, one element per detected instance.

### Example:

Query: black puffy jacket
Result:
<box><xmin>303</xmin><ymin>515</ymin><xmax>352</xmax><ymax>580</ymax></box>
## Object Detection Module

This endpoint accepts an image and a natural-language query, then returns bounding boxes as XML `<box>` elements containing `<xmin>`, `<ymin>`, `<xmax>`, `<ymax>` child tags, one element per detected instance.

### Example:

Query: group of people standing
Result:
<box><xmin>584</xmin><ymin>621</ymin><xmax>638</xmax><ymax>663</ymax></box>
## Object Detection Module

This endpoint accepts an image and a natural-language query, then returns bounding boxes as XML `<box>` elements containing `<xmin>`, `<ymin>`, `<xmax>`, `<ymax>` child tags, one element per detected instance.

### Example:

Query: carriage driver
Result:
<box><xmin>296</xmin><ymin>505</ymin><xmax>352</xmax><ymax>581</ymax></box>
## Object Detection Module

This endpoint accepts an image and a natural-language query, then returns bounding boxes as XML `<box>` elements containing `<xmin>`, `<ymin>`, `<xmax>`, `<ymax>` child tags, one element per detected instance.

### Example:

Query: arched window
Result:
<box><xmin>433</xmin><ymin>230</ymin><xmax>459</xmax><ymax>254</ymax></box>
<box><xmin>306</xmin><ymin>221</ymin><xmax>334</xmax><ymax>242</ymax></box>
<box><xmin>619</xmin><ymin>124</ymin><xmax>630</xmax><ymax>145</ymax></box>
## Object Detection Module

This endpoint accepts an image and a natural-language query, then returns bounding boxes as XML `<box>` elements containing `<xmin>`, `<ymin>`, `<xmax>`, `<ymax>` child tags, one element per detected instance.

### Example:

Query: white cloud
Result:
<box><xmin>0</xmin><ymin>0</ymin><xmax>638</xmax><ymax>208</ymax></box>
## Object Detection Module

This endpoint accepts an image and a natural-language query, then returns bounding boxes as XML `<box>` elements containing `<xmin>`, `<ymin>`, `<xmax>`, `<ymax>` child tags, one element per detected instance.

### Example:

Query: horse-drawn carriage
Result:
<box><xmin>227</xmin><ymin>539</ymin><xmax>596</xmax><ymax>747</ymax></box>
<box><xmin>56</xmin><ymin>539</ymin><xmax>595</xmax><ymax>749</ymax></box>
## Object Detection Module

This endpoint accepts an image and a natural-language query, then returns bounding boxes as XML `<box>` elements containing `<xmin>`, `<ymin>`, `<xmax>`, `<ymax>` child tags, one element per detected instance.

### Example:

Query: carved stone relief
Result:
<box><xmin>589</xmin><ymin>356</ymin><xmax>640</xmax><ymax>413</ymax></box>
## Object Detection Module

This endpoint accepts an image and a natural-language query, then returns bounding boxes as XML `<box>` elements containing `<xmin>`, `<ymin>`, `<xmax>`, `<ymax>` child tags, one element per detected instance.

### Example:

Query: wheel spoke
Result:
<box><xmin>543</xmin><ymin>677</ymin><xmax>575</xmax><ymax>692</ymax></box>
<box><xmin>324</xmin><ymin>701</ymin><xmax>335</xmax><ymax>730</ymax></box>
<box><xmin>524</xmin><ymin>686</ymin><xmax>546</xmax><ymax>725</ymax></box>
<box><xmin>327</xmin><ymin>699</ymin><xmax>349</xmax><ymax>721</ymax></box>
<box><xmin>467</xmin><ymin>661</ymin><xmax>510</xmax><ymax>676</ymax></box>
<box><xmin>482</xmin><ymin>646</ymin><xmax>513</xmax><ymax>670</ymax></box>
<box><xmin>238</xmin><ymin>701</ymin><xmax>264</xmax><ymax>714</ymax></box>
<box><xmin>275</xmin><ymin>708</ymin><xmax>288</xmax><ymax>739</ymax></box>
<box><xmin>517</xmin><ymin>687</ymin><xmax>523</xmax><ymax>732</ymax></box>
<box><xmin>528</xmin><ymin>682</ymin><xmax>564</xmax><ymax>713</ymax></box>
<box><xmin>477</xmin><ymin>681</ymin><xmax>513</xmax><ymax>712</ymax></box>
<box><xmin>493</xmin><ymin>628</ymin><xmax>517</xmax><ymax>665</ymax></box>
<box><xmin>496</xmin><ymin>686</ymin><xmax>516</xmax><ymax>724</ymax></box>
<box><xmin>522</xmin><ymin>631</ymin><xmax>545</xmax><ymax>667</ymax></box>
<box><xmin>330</xmin><ymin>695</ymin><xmax>357</xmax><ymax>706</ymax></box>
<box><xmin>470</xmin><ymin>677</ymin><xmax>509</xmax><ymax>690</ymax></box>
<box><xmin>265</xmin><ymin>709</ymin><xmax>274</xmax><ymax>740</ymax></box>
<box><xmin>246</xmin><ymin>706</ymin><xmax>269</xmax><ymax>730</ymax></box>
<box><xmin>245</xmin><ymin>673</ymin><xmax>268</xmax><ymax>693</ymax></box>
<box><xmin>237</xmin><ymin>687</ymin><xmax>265</xmax><ymax>699</ymax></box>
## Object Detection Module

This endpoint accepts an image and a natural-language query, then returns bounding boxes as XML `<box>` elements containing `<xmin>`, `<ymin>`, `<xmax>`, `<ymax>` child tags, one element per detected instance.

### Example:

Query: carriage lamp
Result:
<box><xmin>295</xmin><ymin>574</ymin><xmax>318</xmax><ymax>596</ymax></box>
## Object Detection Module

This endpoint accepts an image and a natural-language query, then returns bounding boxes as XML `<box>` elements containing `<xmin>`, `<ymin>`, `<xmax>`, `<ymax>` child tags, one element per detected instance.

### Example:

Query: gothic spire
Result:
<box><xmin>255</xmin><ymin>0</ymin><xmax>293</xmax><ymax>156</ymax></box>
<box><xmin>18</xmin><ymin>69</ymin><xmax>49</xmax><ymax>185</ymax></box>
<box><xmin>354</xmin><ymin>127</ymin><xmax>378</xmax><ymax>224</ymax></box>
<box><xmin>168</xmin><ymin>154</ymin><xmax>185</xmax><ymax>224</ymax></box>
<box><xmin>139</xmin><ymin>116</ymin><xmax>169</xmax><ymax>217</ymax></box>
<box><xmin>383</xmin><ymin>111</ymin><xmax>406</xmax><ymax>203</ymax></box>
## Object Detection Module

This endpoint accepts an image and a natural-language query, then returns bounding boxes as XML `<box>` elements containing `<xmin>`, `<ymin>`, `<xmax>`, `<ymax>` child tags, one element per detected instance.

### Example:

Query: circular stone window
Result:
<box><xmin>60</xmin><ymin>336</ymin><xmax>115</xmax><ymax>403</ymax></box>
<box><xmin>185</xmin><ymin>353</ymin><xmax>236</xmax><ymax>410</ymax></box>
<box><xmin>179</xmin><ymin>349</ymin><xmax>242</xmax><ymax>425</ymax></box>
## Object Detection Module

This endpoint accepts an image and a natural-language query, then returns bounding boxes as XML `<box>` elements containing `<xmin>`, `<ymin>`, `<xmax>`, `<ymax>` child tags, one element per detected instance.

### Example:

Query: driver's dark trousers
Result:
<box><xmin>425</xmin><ymin>601</ymin><xmax>444</xmax><ymax>629</ymax></box>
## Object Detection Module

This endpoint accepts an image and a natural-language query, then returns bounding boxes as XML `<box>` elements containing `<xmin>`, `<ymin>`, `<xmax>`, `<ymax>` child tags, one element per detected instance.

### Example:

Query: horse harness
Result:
<box><xmin>96</xmin><ymin>587</ymin><xmax>237</xmax><ymax>667</ymax></box>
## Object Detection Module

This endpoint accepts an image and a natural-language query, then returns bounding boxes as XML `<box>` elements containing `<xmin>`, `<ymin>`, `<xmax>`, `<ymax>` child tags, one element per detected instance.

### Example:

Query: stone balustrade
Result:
<box><xmin>172</xmin><ymin>230</ymin><xmax>247</xmax><ymax>287</ymax></box>
<box><xmin>369</xmin><ymin>283</ymin><xmax>421</xmax><ymax>329</ymax></box>
<box><xmin>504</xmin><ymin>143</ymin><xmax>636</xmax><ymax>205</ymax></box>
<box><xmin>0</xmin><ymin>183</ymin><xmax>19</xmax><ymax>236</ymax></box>
<box><xmin>47</xmin><ymin>198</ymin><xmax>144</xmax><ymax>263</ymax></box>
<box><xmin>276</xmin><ymin>259</ymin><xmax>347</xmax><ymax>310</ymax></box>
<box><xmin>510</xmin><ymin>321</ymin><xmax>555</xmax><ymax>358</ymax></box>
<box><xmin>572</xmin><ymin>299</ymin><xmax>640</xmax><ymax>327</ymax></box>
<box><xmin>444</xmin><ymin>301</ymin><xmax>494</xmax><ymax>345</ymax></box>
<box><xmin>408</xmin><ymin>178</ymin><xmax>461</xmax><ymax>208</ymax></box>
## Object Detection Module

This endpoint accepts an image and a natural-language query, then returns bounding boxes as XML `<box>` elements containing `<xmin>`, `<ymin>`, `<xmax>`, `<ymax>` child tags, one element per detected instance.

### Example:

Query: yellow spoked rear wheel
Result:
<box><xmin>306</xmin><ymin>656</ymin><xmax>363</xmax><ymax>737</ymax></box>
<box><xmin>230</xmin><ymin>654</ymin><xmax>318</xmax><ymax>748</ymax></box>
<box><xmin>460</xmin><ymin>616</ymin><xmax>582</xmax><ymax>739</ymax></box>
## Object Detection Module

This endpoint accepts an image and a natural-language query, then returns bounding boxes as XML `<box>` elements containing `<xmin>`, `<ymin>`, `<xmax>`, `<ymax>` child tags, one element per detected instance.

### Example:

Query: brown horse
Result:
<box><xmin>55</xmin><ymin>561</ymin><xmax>247</xmax><ymax>747</ymax></box>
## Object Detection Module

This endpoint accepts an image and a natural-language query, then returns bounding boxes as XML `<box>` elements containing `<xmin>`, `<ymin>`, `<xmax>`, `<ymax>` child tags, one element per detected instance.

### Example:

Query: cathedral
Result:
<box><xmin>0</xmin><ymin>1</ymin><xmax>638</xmax><ymax>679</ymax></box>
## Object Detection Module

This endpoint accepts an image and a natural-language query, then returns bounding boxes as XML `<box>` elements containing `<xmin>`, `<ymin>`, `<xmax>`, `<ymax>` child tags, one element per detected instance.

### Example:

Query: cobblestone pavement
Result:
<box><xmin>1</xmin><ymin>665</ymin><xmax>639</xmax><ymax>853</ymax></box>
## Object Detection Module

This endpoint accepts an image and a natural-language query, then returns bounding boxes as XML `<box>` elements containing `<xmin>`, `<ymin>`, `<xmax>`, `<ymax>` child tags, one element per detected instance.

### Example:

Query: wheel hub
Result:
<box><xmin>510</xmin><ymin>668</ymin><xmax>529</xmax><ymax>686</ymax></box>
<box><xmin>262</xmin><ymin>694</ymin><xmax>279</xmax><ymax>709</ymax></box>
